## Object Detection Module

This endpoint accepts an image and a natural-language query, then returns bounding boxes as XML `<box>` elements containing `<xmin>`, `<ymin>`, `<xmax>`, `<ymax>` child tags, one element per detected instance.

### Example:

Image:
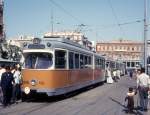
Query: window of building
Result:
<box><xmin>99</xmin><ymin>46</ymin><xmax>101</xmax><ymax>51</ymax></box>
<box><xmin>120</xmin><ymin>46</ymin><xmax>122</xmax><ymax>49</ymax></box>
<box><xmin>103</xmin><ymin>46</ymin><xmax>105</xmax><ymax>50</ymax></box>
<box><xmin>124</xmin><ymin>46</ymin><xmax>126</xmax><ymax>50</ymax></box>
<box><xmin>115</xmin><ymin>46</ymin><xmax>117</xmax><ymax>49</ymax></box>
<box><xmin>107</xmin><ymin>46</ymin><xmax>109</xmax><ymax>50</ymax></box>
<box><xmin>111</xmin><ymin>46</ymin><xmax>113</xmax><ymax>50</ymax></box>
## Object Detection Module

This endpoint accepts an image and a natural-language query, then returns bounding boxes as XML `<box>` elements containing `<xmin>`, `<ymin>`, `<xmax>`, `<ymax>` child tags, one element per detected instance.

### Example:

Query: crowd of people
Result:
<box><xmin>106</xmin><ymin>68</ymin><xmax>121</xmax><ymax>84</ymax></box>
<box><xmin>106</xmin><ymin>67</ymin><xmax>150</xmax><ymax>113</ymax></box>
<box><xmin>0</xmin><ymin>64</ymin><xmax>22</xmax><ymax>107</ymax></box>
<box><xmin>125</xmin><ymin>67</ymin><xmax>150</xmax><ymax>113</ymax></box>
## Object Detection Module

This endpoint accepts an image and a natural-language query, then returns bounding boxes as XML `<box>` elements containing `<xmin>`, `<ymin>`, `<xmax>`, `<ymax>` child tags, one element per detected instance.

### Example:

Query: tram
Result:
<box><xmin>115</xmin><ymin>61</ymin><xmax>126</xmax><ymax>76</ymax></box>
<box><xmin>21</xmin><ymin>37</ymin><xmax>105</xmax><ymax>97</ymax></box>
<box><xmin>106</xmin><ymin>59</ymin><xmax>126</xmax><ymax>77</ymax></box>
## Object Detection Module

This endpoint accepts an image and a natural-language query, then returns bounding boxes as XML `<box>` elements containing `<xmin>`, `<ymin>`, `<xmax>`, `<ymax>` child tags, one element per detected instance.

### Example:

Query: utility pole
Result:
<box><xmin>144</xmin><ymin>0</ymin><xmax>148</xmax><ymax>73</ymax></box>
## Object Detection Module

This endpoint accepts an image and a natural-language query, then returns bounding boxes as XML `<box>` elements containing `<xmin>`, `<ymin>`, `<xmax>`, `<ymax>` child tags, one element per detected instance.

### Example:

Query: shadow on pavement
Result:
<box><xmin>109</xmin><ymin>97</ymin><xmax>143</xmax><ymax>115</ymax></box>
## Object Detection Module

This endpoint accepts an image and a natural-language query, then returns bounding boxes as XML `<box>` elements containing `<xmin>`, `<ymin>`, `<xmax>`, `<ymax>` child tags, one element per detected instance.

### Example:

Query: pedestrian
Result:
<box><xmin>116</xmin><ymin>69</ymin><xmax>121</xmax><ymax>80</ymax></box>
<box><xmin>137</xmin><ymin>67</ymin><xmax>149</xmax><ymax>111</ymax></box>
<box><xmin>129</xmin><ymin>71</ymin><xmax>133</xmax><ymax>79</ymax></box>
<box><xmin>125</xmin><ymin>87</ymin><xmax>137</xmax><ymax>113</ymax></box>
<box><xmin>0</xmin><ymin>66</ymin><xmax>14</xmax><ymax>107</ymax></box>
<box><xmin>106</xmin><ymin>68</ymin><xmax>113</xmax><ymax>84</ymax></box>
<box><xmin>0</xmin><ymin>64</ymin><xmax>6</xmax><ymax>81</ymax></box>
<box><xmin>0</xmin><ymin>64</ymin><xmax>5</xmax><ymax>103</ymax></box>
<box><xmin>11</xmin><ymin>65</ymin><xmax>16</xmax><ymax>74</ymax></box>
<box><xmin>113</xmin><ymin>69</ymin><xmax>117</xmax><ymax>82</ymax></box>
<box><xmin>12</xmin><ymin>66</ymin><xmax>22</xmax><ymax>103</ymax></box>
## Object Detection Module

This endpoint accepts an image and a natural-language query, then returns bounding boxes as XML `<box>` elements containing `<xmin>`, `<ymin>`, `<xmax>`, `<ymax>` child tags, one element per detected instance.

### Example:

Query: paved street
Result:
<box><xmin>0</xmin><ymin>76</ymin><xmax>150</xmax><ymax>115</ymax></box>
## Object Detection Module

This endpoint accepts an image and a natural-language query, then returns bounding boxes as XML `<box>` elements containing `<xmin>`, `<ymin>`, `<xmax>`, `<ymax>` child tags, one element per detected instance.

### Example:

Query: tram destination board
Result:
<box><xmin>28</xmin><ymin>44</ymin><xmax>45</xmax><ymax>49</ymax></box>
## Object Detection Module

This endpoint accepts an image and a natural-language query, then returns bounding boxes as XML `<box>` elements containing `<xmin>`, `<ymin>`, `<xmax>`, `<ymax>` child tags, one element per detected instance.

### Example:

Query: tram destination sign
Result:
<box><xmin>28</xmin><ymin>44</ymin><xmax>45</xmax><ymax>49</ymax></box>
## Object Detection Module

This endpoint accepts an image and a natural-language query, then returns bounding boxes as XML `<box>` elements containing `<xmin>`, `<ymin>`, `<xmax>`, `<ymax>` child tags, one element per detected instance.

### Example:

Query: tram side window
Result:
<box><xmin>88</xmin><ymin>56</ymin><xmax>92</xmax><ymax>65</ymax></box>
<box><xmin>127</xmin><ymin>62</ymin><xmax>130</xmax><ymax>67</ymax></box>
<box><xmin>80</xmin><ymin>54</ymin><xmax>84</xmax><ymax>68</ymax></box>
<box><xmin>131</xmin><ymin>62</ymin><xmax>135</xmax><ymax>67</ymax></box>
<box><xmin>55</xmin><ymin>50</ymin><xmax>66</xmax><ymax>69</ymax></box>
<box><xmin>99</xmin><ymin>59</ymin><xmax>102</xmax><ymax>68</ymax></box>
<box><xmin>69</xmin><ymin>52</ymin><xmax>74</xmax><ymax>69</ymax></box>
<box><xmin>95</xmin><ymin>57</ymin><xmax>99</xmax><ymax>69</ymax></box>
<box><xmin>102</xmin><ymin>59</ymin><xmax>105</xmax><ymax>69</ymax></box>
<box><xmin>75</xmin><ymin>54</ymin><xmax>79</xmax><ymax>69</ymax></box>
<box><xmin>85</xmin><ymin>56</ymin><xmax>88</xmax><ymax>65</ymax></box>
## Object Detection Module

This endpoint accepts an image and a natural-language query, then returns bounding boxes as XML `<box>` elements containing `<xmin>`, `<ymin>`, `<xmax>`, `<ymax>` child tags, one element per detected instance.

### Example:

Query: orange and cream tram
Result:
<box><xmin>21</xmin><ymin>37</ymin><xmax>105</xmax><ymax>97</ymax></box>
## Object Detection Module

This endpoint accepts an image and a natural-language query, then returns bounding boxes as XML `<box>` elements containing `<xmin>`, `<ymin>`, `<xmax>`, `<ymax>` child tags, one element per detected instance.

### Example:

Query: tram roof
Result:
<box><xmin>43</xmin><ymin>37</ymin><xmax>90</xmax><ymax>50</ymax></box>
<box><xmin>23</xmin><ymin>37</ymin><xmax>105</xmax><ymax>58</ymax></box>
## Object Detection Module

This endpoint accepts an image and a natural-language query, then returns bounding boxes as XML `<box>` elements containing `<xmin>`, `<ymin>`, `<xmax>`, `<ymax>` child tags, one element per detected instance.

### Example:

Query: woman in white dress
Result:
<box><xmin>106</xmin><ymin>68</ymin><xmax>114</xmax><ymax>84</ymax></box>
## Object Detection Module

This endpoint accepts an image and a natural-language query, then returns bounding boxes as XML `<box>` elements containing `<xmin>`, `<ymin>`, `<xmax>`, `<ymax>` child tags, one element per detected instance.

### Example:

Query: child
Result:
<box><xmin>125</xmin><ymin>87</ymin><xmax>137</xmax><ymax>113</ymax></box>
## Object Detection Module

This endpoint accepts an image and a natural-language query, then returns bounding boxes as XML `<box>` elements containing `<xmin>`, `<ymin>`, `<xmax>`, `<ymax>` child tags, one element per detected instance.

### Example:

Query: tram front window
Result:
<box><xmin>24</xmin><ymin>53</ymin><xmax>53</xmax><ymax>69</ymax></box>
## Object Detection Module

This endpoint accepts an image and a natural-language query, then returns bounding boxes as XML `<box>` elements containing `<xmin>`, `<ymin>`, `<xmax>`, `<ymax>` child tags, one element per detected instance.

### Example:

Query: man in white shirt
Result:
<box><xmin>12</xmin><ymin>67</ymin><xmax>22</xmax><ymax>103</ymax></box>
<box><xmin>137</xmin><ymin>68</ymin><xmax>149</xmax><ymax>111</ymax></box>
<box><xmin>0</xmin><ymin>65</ymin><xmax>6</xmax><ymax>81</ymax></box>
<box><xmin>113</xmin><ymin>69</ymin><xmax>117</xmax><ymax>82</ymax></box>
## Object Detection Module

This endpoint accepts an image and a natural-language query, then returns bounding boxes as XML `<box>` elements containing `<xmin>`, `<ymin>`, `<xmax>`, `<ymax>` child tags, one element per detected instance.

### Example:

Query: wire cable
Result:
<box><xmin>49</xmin><ymin>0</ymin><xmax>84</xmax><ymax>25</ymax></box>
<box><xmin>107</xmin><ymin>0</ymin><xmax>126</xmax><ymax>37</ymax></box>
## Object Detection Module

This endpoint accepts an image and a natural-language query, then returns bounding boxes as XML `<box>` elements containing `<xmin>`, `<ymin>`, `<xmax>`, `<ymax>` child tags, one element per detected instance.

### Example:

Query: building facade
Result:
<box><xmin>44</xmin><ymin>31</ymin><xmax>93</xmax><ymax>50</ymax></box>
<box><xmin>96</xmin><ymin>39</ymin><xmax>143</xmax><ymax>70</ymax></box>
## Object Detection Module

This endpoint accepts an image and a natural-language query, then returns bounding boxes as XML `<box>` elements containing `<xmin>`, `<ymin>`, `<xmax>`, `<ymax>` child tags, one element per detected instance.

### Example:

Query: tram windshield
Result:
<box><xmin>24</xmin><ymin>53</ymin><xmax>53</xmax><ymax>69</ymax></box>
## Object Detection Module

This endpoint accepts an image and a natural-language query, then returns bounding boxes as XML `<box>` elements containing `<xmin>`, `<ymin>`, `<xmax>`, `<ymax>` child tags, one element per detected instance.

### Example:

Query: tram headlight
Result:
<box><xmin>31</xmin><ymin>80</ymin><xmax>36</xmax><ymax>86</ymax></box>
<box><xmin>24</xmin><ymin>87</ymin><xmax>30</xmax><ymax>94</ymax></box>
<box><xmin>47</xmin><ymin>42</ymin><xmax>51</xmax><ymax>47</ymax></box>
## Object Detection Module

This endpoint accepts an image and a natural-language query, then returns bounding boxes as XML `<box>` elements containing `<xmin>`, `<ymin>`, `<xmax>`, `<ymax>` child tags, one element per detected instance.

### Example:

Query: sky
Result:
<box><xmin>4</xmin><ymin>0</ymin><xmax>150</xmax><ymax>42</ymax></box>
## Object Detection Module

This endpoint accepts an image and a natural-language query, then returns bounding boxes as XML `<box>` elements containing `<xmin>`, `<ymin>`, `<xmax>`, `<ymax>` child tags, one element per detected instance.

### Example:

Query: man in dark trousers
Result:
<box><xmin>1</xmin><ymin>66</ymin><xmax>14</xmax><ymax>107</ymax></box>
<box><xmin>137</xmin><ymin>67</ymin><xmax>149</xmax><ymax>111</ymax></box>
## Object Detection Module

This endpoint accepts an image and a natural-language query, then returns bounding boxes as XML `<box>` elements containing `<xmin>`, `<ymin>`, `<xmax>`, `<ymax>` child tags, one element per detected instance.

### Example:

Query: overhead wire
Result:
<box><xmin>107</xmin><ymin>0</ymin><xmax>126</xmax><ymax>37</ymax></box>
<box><xmin>49</xmin><ymin>0</ymin><xmax>84</xmax><ymax>25</ymax></box>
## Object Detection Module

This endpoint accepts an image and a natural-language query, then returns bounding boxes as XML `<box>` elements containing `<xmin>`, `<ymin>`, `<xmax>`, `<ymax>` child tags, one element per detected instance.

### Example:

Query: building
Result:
<box><xmin>44</xmin><ymin>31</ymin><xmax>93</xmax><ymax>50</ymax></box>
<box><xmin>96</xmin><ymin>39</ymin><xmax>143</xmax><ymax>70</ymax></box>
<box><xmin>7</xmin><ymin>35</ymin><xmax>34</xmax><ymax>48</ymax></box>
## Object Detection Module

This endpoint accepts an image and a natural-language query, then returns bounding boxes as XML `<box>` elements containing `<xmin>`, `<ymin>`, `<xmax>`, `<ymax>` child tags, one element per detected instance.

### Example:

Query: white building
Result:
<box><xmin>44</xmin><ymin>31</ymin><xmax>93</xmax><ymax>50</ymax></box>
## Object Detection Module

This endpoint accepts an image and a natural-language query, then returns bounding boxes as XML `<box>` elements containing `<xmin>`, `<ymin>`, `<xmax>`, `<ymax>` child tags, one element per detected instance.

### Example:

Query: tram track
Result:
<box><xmin>0</xmin><ymin>77</ymin><xmax>133</xmax><ymax>115</ymax></box>
<box><xmin>0</xmin><ymin>96</ymin><xmax>63</xmax><ymax>115</ymax></box>
<box><xmin>3</xmin><ymin>103</ymin><xmax>51</xmax><ymax>115</ymax></box>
